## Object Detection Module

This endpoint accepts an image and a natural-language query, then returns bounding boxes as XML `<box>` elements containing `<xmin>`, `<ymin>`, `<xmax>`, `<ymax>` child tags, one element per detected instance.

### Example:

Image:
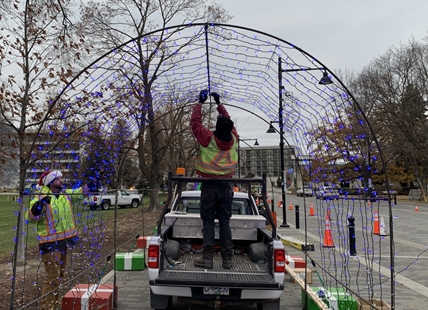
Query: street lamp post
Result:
<box><xmin>271</xmin><ymin>57</ymin><xmax>333</xmax><ymax>228</ymax></box>
<box><xmin>238</xmin><ymin>138</ymin><xmax>259</xmax><ymax>178</ymax></box>
<box><xmin>277</xmin><ymin>57</ymin><xmax>290</xmax><ymax>228</ymax></box>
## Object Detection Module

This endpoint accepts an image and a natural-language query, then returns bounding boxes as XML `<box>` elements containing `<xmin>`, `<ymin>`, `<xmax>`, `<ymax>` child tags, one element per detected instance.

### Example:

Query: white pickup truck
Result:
<box><xmin>148</xmin><ymin>173</ymin><xmax>285</xmax><ymax>310</ymax></box>
<box><xmin>88</xmin><ymin>189</ymin><xmax>142</xmax><ymax>210</ymax></box>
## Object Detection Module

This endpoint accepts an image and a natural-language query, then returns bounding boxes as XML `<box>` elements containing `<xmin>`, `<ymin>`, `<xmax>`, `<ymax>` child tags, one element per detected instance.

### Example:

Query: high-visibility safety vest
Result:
<box><xmin>27</xmin><ymin>185</ymin><xmax>80</xmax><ymax>244</ymax></box>
<box><xmin>195</xmin><ymin>135</ymin><xmax>238</xmax><ymax>176</ymax></box>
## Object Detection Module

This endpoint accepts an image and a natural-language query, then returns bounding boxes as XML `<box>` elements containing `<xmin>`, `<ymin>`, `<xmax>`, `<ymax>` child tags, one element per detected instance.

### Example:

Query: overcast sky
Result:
<box><xmin>215</xmin><ymin>0</ymin><xmax>428</xmax><ymax>146</ymax></box>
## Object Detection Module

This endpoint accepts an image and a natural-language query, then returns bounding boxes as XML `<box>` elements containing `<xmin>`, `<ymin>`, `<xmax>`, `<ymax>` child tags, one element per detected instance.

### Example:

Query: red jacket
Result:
<box><xmin>191</xmin><ymin>103</ymin><xmax>239</xmax><ymax>178</ymax></box>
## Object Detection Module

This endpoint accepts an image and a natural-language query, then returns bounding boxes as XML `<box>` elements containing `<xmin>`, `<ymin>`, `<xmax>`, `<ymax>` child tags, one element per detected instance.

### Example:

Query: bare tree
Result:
<box><xmin>0</xmin><ymin>2</ymin><xmax>111</xmax><ymax>296</ymax></box>
<box><xmin>78</xmin><ymin>0</ymin><xmax>232</xmax><ymax>211</ymax></box>
<box><xmin>349</xmin><ymin>39</ymin><xmax>428</xmax><ymax>198</ymax></box>
<box><xmin>0</xmin><ymin>115</ymin><xmax>19</xmax><ymax>187</ymax></box>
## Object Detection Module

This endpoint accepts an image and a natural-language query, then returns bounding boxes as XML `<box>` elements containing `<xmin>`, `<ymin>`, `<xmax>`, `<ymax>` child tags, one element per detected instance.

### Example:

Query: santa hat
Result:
<box><xmin>38</xmin><ymin>170</ymin><xmax>63</xmax><ymax>187</ymax></box>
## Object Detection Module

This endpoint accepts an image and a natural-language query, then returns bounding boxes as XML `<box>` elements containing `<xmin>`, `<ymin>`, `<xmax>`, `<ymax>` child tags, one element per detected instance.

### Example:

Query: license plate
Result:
<box><xmin>203</xmin><ymin>287</ymin><xmax>229</xmax><ymax>295</ymax></box>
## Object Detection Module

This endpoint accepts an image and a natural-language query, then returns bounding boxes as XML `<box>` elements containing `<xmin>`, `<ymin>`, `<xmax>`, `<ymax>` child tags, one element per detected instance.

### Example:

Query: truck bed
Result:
<box><xmin>155</xmin><ymin>252</ymin><xmax>278</xmax><ymax>288</ymax></box>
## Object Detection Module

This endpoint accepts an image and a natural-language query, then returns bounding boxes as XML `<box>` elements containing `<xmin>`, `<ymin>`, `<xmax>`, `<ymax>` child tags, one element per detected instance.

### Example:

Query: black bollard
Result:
<box><xmin>348</xmin><ymin>216</ymin><xmax>357</xmax><ymax>256</ymax></box>
<box><xmin>295</xmin><ymin>205</ymin><xmax>300</xmax><ymax>229</ymax></box>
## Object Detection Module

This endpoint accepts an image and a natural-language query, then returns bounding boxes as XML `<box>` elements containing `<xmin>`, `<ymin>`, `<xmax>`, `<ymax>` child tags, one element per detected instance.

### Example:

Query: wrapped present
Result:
<box><xmin>115</xmin><ymin>252</ymin><xmax>145</xmax><ymax>271</ymax></box>
<box><xmin>62</xmin><ymin>284</ymin><xmax>116</xmax><ymax>310</ymax></box>
<box><xmin>136</xmin><ymin>236</ymin><xmax>152</xmax><ymax>249</ymax></box>
<box><xmin>302</xmin><ymin>287</ymin><xmax>358</xmax><ymax>310</ymax></box>
<box><xmin>285</xmin><ymin>255</ymin><xmax>305</xmax><ymax>273</ymax></box>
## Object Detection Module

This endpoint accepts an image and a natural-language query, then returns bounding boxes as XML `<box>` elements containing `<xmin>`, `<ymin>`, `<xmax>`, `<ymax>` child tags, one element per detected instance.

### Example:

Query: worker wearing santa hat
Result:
<box><xmin>27</xmin><ymin>170</ymin><xmax>99</xmax><ymax>310</ymax></box>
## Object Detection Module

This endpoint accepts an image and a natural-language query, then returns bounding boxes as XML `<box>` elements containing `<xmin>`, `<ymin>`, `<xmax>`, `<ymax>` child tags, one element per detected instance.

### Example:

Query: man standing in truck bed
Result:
<box><xmin>190</xmin><ymin>89</ymin><xmax>239</xmax><ymax>269</ymax></box>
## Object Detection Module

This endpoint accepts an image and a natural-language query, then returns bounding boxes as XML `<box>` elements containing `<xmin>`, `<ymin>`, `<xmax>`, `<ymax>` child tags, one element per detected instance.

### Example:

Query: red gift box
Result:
<box><xmin>62</xmin><ymin>284</ymin><xmax>117</xmax><ymax>310</ymax></box>
<box><xmin>285</xmin><ymin>255</ymin><xmax>306</xmax><ymax>273</ymax></box>
<box><xmin>136</xmin><ymin>236</ymin><xmax>151</xmax><ymax>249</ymax></box>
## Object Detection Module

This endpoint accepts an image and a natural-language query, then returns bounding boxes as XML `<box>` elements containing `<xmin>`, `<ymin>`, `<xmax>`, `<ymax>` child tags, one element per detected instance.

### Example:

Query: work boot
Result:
<box><xmin>222</xmin><ymin>254</ymin><xmax>233</xmax><ymax>269</ymax></box>
<box><xmin>222</xmin><ymin>259</ymin><xmax>232</xmax><ymax>269</ymax></box>
<box><xmin>194</xmin><ymin>254</ymin><xmax>213</xmax><ymax>269</ymax></box>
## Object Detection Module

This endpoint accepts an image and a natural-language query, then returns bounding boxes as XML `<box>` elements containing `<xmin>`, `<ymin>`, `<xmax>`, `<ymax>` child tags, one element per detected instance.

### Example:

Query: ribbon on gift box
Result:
<box><xmin>124</xmin><ymin>252</ymin><xmax>133</xmax><ymax>270</ymax></box>
<box><xmin>69</xmin><ymin>284</ymin><xmax>114</xmax><ymax>310</ymax></box>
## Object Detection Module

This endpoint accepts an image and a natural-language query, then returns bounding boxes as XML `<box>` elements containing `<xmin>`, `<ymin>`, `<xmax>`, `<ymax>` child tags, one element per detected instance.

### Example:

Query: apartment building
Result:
<box><xmin>237</xmin><ymin>145</ymin><xmax>301</xmax><ymax>189</ymax></box>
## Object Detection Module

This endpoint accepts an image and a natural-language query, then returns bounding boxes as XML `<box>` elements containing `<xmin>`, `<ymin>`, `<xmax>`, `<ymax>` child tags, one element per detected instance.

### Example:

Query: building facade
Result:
<box><xmin>237</xmin><ymin>145</ymin><xmax>300</xmax><ymax>189</ymax></box>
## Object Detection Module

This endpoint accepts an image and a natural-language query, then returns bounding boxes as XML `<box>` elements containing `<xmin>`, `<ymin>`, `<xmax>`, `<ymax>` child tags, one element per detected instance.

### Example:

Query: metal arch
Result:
<box><xmin>47</xmin><ymin>22</ymin><xmax>391</xmax><ymax>201</ymax></box>
<box><xmin>45</xmin><ymin>23</ymin><xmax>395</xmax><ymax>307</ymax></box>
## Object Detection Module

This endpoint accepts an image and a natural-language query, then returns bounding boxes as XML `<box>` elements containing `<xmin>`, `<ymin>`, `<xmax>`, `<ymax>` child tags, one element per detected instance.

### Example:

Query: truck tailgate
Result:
<box><xmin>154</xmin><ymin>252</ymin><xmax>278</xmax><ymax>288</ymax></box>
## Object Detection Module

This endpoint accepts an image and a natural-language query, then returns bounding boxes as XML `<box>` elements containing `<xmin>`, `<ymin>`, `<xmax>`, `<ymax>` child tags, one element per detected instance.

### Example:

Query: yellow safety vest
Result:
<box><xmin>195</xmin><ymin>135</ymin><xmax>238</xmax><ymax>176</ymax></box>
<box><xmin>27</xmin><ymin>186</ymin><xmax>79</xmax><ymax>244</ymax></box>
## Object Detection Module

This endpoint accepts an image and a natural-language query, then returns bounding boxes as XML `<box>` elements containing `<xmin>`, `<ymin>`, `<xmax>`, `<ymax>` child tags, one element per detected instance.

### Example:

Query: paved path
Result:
<box><xmin>101</xmin><ymin>244</ymin><xmax>304</xmax><ymax>310</ymax></box>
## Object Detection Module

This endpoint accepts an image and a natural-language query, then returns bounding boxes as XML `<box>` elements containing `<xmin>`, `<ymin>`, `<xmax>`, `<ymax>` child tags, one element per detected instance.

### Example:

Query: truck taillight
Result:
<box><xmin>274</xmin><ymin>248</ymin><xmax>285</xmax><ymax>273</ymax></box>
<box><xmin>148</xmin><ymin>244</ymin><xmax>159</xmax><ymax>268</ymax></box>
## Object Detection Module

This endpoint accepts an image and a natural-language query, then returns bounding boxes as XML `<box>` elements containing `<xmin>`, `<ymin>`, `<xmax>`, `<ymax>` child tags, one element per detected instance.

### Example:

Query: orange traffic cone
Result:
<box><xmin>326</xmin><ymin>207</ymin><xmax>331</xmax><ymax>219</ymax></box>
<box><xmin>323</xmin><ymin>215</ymin><xmax>335</xmax><ymax>248</ymax></box>
<box><xmin>372</xmin><ymin>210</ymin><xmax>380</xmax><ymax>235</ymax></box>
<box><xmin>256</xmin><ymin>197</ymin><xmax>260</xmax><ymax>205</ymax></box>
<box><xmin>309</xmin><ymin>201</ymin><xmax>315</xmax><ymax>216</ymax></box>
<box><xmin>415</xmin><ymin>205</ymin><xmax>419</xmax><ymax>212</ymax></box>
<box><xmin>288</xmin><ymin>201</ymin><xmax>293</xmax><ymax>210</ymax></box>
<box><xmin>277</xmin><ymin>200</ymin><xmax>282</xmax><ymax>208</ymax></box>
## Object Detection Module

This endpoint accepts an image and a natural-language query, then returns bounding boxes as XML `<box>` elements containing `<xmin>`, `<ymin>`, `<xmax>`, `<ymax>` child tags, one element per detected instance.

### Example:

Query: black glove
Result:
<box><xmin>210</xmin><ymin>92</ymin><xmax>220</xmax><ymax>105</ymax></box>
<box><xmin>41</xmin><ymin>196</ymin><xmax>51</xmax><ymax>205</ymax></box>
<box><xmin>199</xmin><ymin>89</ymin><xmax>208</xmax><ymax>103</ymax></box>
<box><xmin>31</xmin><ymin>196</ymin><xmax>50</xmax><ymax>216</ymax></box>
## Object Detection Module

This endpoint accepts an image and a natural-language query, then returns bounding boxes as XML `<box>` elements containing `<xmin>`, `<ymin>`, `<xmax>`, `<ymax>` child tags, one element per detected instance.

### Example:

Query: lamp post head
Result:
<box><xmin>318</xmin><ymin>71</ymin><xmax>333</xmax><ymax>85</ymax></box>
<box><xmin>254</xmin><ymin>139</ymin><xmax>259</xmax><ymax>146</ymax></box>
<box><xmin>266</xmin><ymin>122</ymin><xmax>276</xmax><ymax>134</ymax></box>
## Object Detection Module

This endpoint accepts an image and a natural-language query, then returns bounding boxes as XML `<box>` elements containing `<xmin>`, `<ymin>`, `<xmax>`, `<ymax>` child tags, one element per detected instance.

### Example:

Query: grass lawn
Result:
<box><xmin>0</xmin><ymin>193</ymin><xmax>162</xmax><ymax>260</ymax></box>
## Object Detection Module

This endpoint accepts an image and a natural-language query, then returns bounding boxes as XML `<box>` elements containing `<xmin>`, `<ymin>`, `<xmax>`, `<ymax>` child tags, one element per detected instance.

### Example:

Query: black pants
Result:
<box><xmin>200</xmin><ymin>181</ymin><xmax>234</xmax><ymax>258</ymax></box>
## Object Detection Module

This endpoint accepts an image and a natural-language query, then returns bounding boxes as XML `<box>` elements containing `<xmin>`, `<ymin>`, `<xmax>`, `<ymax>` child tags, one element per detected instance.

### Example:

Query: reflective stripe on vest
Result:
<box><xmin>195</xmin><ymin>135</ymin><xmax>238</xmax><ymax>176</ymax></box>
<box><xmin>36</xmin><ymin>193</ymin><xmax>77</xmax><ymax>244</ymax></box>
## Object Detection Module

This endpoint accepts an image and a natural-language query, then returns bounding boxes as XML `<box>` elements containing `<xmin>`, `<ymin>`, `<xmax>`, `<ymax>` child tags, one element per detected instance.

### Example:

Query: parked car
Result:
<box><xmin>86</xmin><ymin>189</ymin><xmax>142</xmax><ymax>210</ymax></box>
<box><xmin>296</xmin><ymin>186</ymin><xmax>313</xmax><ymax>197</ymax></box>
<box><xmin>316</xmin><ymin>186</ymin><xmax>340</xmax><ymax>200</ymax></box>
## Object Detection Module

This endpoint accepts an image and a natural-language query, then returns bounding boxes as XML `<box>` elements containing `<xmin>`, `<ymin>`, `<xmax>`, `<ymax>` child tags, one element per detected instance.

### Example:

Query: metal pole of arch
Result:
<box><xmin>204</xmin><ymin>23</ymin><xmax>214</xmax><ymax>124</ymax></box>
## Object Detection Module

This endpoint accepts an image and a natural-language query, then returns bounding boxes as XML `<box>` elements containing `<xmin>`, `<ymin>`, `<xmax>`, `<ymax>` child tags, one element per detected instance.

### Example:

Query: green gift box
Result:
<box><xmin>115</xmin><ymin>252</ymin><xmax>145</xmax><ymax>271</ymax></box>
<box><xmin>302</xmin><ymin>286</ymin><xmax>358</xmax><ymax>310</ymax></box>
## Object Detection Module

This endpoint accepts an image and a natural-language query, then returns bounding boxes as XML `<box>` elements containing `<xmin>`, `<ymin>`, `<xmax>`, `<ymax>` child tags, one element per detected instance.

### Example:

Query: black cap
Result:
<box><xmin>216</xmin><ymin>116</ymin><xmax>234</xmax><ymax>132</ymax></box>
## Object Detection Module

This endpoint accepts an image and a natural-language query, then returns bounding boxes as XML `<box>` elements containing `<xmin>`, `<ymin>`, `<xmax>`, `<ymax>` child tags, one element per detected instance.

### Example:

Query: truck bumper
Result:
<box><xmin>149</xmin><ymin>282</ymin><xmax>284</xmax><ymax>300</ymax></box>
<box><xmin>150</xmin><ymin>284</ymin><xmax>192</xmax><ymax>297</ymax></box>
